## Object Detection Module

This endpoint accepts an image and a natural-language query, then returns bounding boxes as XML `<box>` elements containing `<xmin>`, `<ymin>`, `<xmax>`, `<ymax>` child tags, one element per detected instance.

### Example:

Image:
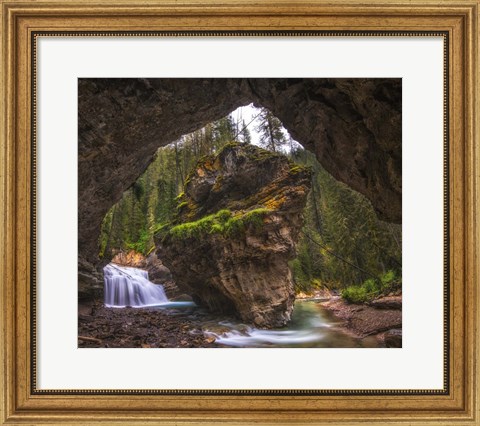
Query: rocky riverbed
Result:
<box><xmin>78</xmin><ymin>294</ymin><xmax>402</xmax><ymax>348</ymax></box>
<box><xmin>78</xmin><ymin>302</ymin><xmax>223</xmax><ymax>348</ymax></box>
<box><xmin>319</xmin><ymin>295</ymin><xmax>402</xmax><ymax>347</ymax></box>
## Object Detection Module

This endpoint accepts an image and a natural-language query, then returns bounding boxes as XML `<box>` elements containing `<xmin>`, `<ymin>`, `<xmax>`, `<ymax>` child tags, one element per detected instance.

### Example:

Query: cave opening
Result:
<box><xmin>78</xmin><ymin>78</ymin><xmax>402</xmax><ymax>348</ymax></box>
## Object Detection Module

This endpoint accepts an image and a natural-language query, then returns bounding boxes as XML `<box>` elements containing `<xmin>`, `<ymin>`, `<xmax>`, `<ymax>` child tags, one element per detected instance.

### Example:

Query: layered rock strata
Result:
<box><xmin>155</xmin><ymin>143</ymin><xmax>311</xmax><ymax>328</ymax></box>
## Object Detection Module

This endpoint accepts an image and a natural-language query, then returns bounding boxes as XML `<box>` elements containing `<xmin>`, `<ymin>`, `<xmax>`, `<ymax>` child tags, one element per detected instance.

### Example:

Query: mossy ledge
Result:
<box><xmin>162</xmin><ymin>208</ymin><xmax>271</xmax><ymax>240</ymax></box>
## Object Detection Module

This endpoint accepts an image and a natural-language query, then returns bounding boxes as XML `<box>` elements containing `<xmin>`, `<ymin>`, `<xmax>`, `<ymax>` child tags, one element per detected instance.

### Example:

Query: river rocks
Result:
<box><xmin>78</xmin><ymin>78</ymin><xmax>401</xmax><ymax>299</ymax></box>
<box><xmin>78</xmin><ymin>305</ymin><xmax>220</xmax><ymax>348</ymax></box>
<box><xmin>321</xmin><ymin>296</ymin><xmax>402</xmax><ymax>339</ymax></box>
<box><xmin>369</xmin><ymin>295</ymin><xmax>402</xmax><ymax>310</ymax></box>
<box><xmin>155</xmin><ymin>143</ymin><xmax>311</xmax><ymax>328</ymax></box>
<box><xmin>383</xmin><ymin>328</ymin><xmax>402</xmax><ymax>348</ymax></box>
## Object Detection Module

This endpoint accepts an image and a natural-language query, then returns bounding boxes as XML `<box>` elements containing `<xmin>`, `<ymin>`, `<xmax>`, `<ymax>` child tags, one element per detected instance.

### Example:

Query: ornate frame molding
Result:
<box><xmin>1</xmin><ymin>1</ymin><xmax>478</xmax><ymax>424</ymax></box>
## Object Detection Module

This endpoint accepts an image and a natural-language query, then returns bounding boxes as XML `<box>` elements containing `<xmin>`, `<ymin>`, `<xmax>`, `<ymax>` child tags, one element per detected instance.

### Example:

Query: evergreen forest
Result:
<box><xmin>98</xmin><ymin>106</ymin><xmax>402</xmax><ymax>304</ymax></box>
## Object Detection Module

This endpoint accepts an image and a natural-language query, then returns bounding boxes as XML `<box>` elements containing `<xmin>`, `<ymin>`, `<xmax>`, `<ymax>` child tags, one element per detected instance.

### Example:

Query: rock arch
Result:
<box><xmin>78</xmin><ymin>78</ymin><xmax>401</xmax><ymax>296</ymax></box>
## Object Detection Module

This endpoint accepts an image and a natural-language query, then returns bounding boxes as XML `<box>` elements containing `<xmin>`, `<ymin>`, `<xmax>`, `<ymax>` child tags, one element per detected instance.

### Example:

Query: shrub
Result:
<box><xmin>373</xmin><ymin>270</ymin><xmax>402</xmax><ymax>294</ymax></box>
<box><xmin>362</xmin><ymin>278</ymin><xmax>379</xmax><ymax>294</ymax></box>
<box><xmin>341</xmin><ymin>270</ymin><xmax>401</xmax><ymax>304</ymax></box>
<box><xmin>341</xmin><ymin>286</ymin><xmax>370</xmax><ymax>304</ymax></box>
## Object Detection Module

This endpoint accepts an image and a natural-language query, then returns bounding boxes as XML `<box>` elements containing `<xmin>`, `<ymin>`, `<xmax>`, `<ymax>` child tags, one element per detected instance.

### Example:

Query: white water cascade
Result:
<box><xmin>103</xmin><ymin>263</ymin><xmax>169</xmax><ymax>307</ymax></box>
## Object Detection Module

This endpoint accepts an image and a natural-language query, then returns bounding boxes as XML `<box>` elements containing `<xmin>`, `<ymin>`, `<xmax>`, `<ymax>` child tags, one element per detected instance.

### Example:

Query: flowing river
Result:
<box><xmin>158</xmin><ymin>299</ymin><xmax>379</xmax><ymax>348</ymax></box>
<box><xmin>103</xmin><ymin>264</ymin><xmax>379</xmax><ymax>348</ymax></box>
<box><xmin>148</xmin><ymin>298</ymin><xmax>379</xmax><ymax>348</ymax></box>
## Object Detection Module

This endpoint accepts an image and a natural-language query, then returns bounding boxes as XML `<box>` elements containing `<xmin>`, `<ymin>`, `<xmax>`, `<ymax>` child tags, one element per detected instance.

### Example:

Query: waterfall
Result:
<box><xmin>103</xmin><ymin>263</ymin><xmax>169</xmax><ymax>307</ymax></box>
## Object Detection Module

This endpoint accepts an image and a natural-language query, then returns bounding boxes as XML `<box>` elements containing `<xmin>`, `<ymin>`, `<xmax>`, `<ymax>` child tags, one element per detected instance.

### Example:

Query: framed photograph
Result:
<box><xmin>1</xmin><ymin>1</ymin><xmax>478</xmax><ymax>424</ymax></box>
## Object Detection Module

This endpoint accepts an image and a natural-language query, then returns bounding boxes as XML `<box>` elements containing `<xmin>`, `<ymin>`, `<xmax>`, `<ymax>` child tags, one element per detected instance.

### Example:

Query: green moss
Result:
<box><xmin>209</xmin><ymin>223</ymin><xmax>224</xmax><ymax>234</ymax></box>
<box><xmin>165</xmin><ymin>208</ymin><xmax>270</xmax><ymax>240</ymax></box>
<box><xmin>217</xmin><ymin>141</ymin><xmax>241</xmax><ymax>155</ymax></box>
<box><xmin>216</xmin><ymin>209</ymin><xmax>233</xmax><ymax>221</ymax></box>
<box><xmin>223</xmin><ymin>217</ymin><xmax>245</xmax><ymax>235</ymax></box>
<box><xmin>152</xmin><ymin>222</ymin><xmax>169</xmax><ymax>234</ymax></box>
<box><xmin>289</xmin><ymin>165</ymin><xmax>304</xmax><ymax>174</ymax></box>
<box><xmin>243</xmin><ymin>208</ymin><xmax>270</xmax><ymax>227</ymax></box>
<box><xmin>216</xmin><ymin>141</ymin><xmax>283</xmax><ymax>164</ymax></box>
<box><xmin>145</xmin><ymin>245</ymin><xmax>156</xmax><ymax>256</ymax></box>
<box><xmin>176</xmin><ymin>201</ymin><xmax>189</xmax><ymax>210</ymax></box>
<box><xmin>169</xmin><ymin>217</ymin><xmax>212</xmax><ymax>239</ymax></box>
<box><xmin>251</xmin><ymin>149</ymin><xmax>281</xmax><ymax>162</ymax></box>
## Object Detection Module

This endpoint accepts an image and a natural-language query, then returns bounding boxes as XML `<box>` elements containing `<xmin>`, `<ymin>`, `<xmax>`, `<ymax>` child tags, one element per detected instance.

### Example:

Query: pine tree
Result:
<box><xmin>240</xmin><ymin>120</ymin><xmax>252</xmax><ymax>144</ymax></box>
<box><xmin>213</xmin><ymin>115</ymin><xmax>237</xmax><ymax>147</ymax></box>
<box><xmin>254</xmin><ymin>108</ymin><xmax>287</xmax><ymax>152</ymax></box>
<box><xmin>289</xmin><ymin>148</ymin><xmax>401</xmax><ymax>293</ymax></box>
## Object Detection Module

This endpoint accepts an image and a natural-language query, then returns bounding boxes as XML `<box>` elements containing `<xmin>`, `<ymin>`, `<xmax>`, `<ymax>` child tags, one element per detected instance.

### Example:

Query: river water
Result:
<box><xmin>153</xmin><ymin>299</ymin><xmax>379</xmax><ymax>348</ymax></box>
<box><xmin>104</xmin><ymin>264</ymin><xmax>379</xmax><ymax>348</ymax></box>
<box><xmin>201</xmin><ymin>300</ymin><xmax>379</xmax><ymax>348</ymax></box>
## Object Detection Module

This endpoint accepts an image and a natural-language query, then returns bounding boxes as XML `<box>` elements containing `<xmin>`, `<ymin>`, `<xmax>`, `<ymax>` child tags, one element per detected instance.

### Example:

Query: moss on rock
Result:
<box><xmin>164</xmin><ymin>208</ymin><xmax>271</xmax><ymax>240</ymax></box>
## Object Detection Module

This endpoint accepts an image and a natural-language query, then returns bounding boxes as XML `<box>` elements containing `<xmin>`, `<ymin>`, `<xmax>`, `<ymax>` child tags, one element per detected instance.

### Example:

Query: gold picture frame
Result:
<box><xmin>1</xmin><ymin>0</ymin><xmax>478</xmax><ymax>424</ymax></box>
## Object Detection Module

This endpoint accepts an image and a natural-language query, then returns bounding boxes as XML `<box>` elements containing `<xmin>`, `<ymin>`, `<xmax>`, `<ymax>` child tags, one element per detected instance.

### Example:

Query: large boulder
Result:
<box><xmin>384</xmin><ymin>328</ymin><xmax>402</xmax><ymax>348</ymax></box>
<box><xmin>155</xmin><ymin>143</ymin><xmax>311</xmax><ymax>328</ymax></box>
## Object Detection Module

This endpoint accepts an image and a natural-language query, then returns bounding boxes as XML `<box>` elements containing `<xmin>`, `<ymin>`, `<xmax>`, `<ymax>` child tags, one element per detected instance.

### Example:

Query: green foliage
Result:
<box><xmin>98</xmin><ymin>208</ymin><xmax>114</xmax><ymax>259</ymax></box>
<box><xmin>98</xmin><ymin>113</ymin><xmax>247</xmax><ymax>258</ymax></box>
<box><xmin>132</xmin><ymin>181</ymin><xmax>145</xmax><ymax>201</ymax></box>
<box><xmin>289</xmin><ymin>257</ymin><xmax>324</xmax><ymax>294</ymax></box>
<box><xmin>124</xmin><ymin>229</ymin><xmax>152</xmax><ymax>255</ymax></box>
<box><xmin>381</xmin><ymin>269</ymin><xmax>396</xmax><ymax>288</ymax></box>
<box><xmin>213</xmin><ymin>116</ymin><xmax>237</xmax><ymax>146</ymax></box>
<box><xmin>240</xmin><ymin>120</ymin><xmax>252</xmax><ymax>144</ymax></box>
<box><xmin>341</xmin><ymin>270</ymin><xmax>401</xmax><ymax>304</ymax></box>
<box><xmin>152</xmin><ymin>222</ymin><xmax>168</xmax><ymax>234</ymax></box>
<box><xmin>341</xmin><ymin>286</ymin><xmax>370</xmax><ymax>304</ymax></box>
<box><xmin>165</xmin><ymin>208</ymin><xmax>270</xmax><ymax>240</ymax></box>
<box><xmin>288</xmin><ymin>148</ymin><xmax>402</xmax><ymax>295</ymax></box>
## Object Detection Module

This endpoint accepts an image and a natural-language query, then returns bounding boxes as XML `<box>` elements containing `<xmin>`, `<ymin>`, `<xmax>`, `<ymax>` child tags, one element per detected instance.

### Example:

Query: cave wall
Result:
<box><xmin>247</xmin><ymin>79</ymin><xmax>402</xmax><ymax>223</ymax></box>
<box><xmin>78</xmin><ymin>78</ymin><xmax>401</xmax><ymax>274</ymax></box>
